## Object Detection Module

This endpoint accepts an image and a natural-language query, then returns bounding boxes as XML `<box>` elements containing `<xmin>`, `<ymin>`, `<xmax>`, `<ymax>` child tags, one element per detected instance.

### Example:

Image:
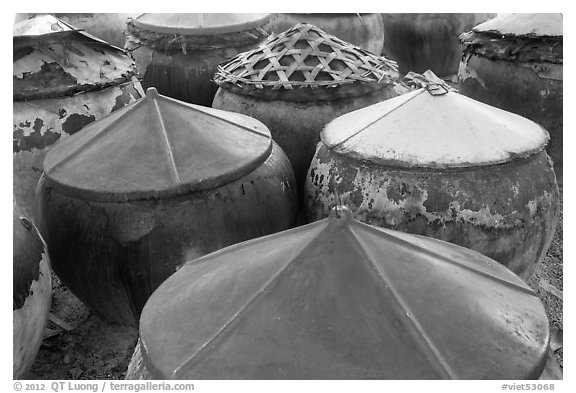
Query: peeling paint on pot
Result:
<box><xmin>305</xmin><ymin>88</ymin><xmax>560</xmax><ymax>280</ymax></box>
<box><xmin>13</xmin><ymin>15</ymin><xmax>145</xmax><ymax>218</ymax></box>
<box><xmin>13</xmin><ymin>79</ymin><xmax>144</xmax><ymax>217</ymax></box>
<box><xmin>13</xmin><ymin>203</ymin><xmax>51</xmax><ymax>379</ymax></box>
<box><xmin>306</xmin><ymin>144</ymin><xmax>559</xmax><ymax>280</ymax></box>
<box><xmin>458</xmin><ymin>13</ymin><xmax>563</xmax><ymax>171</ymax></box>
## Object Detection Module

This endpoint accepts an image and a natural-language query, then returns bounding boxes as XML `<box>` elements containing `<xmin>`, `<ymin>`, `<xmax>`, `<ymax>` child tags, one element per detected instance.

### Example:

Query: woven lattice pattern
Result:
<box><xmin>214</xmin><ymin>23</ymin><xmax>398</xmax><ymax>90</ymax></box>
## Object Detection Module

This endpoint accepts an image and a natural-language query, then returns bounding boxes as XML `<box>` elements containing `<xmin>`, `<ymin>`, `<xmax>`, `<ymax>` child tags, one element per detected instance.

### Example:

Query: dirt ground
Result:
<box><xmin>26</xmin><ymin>187</ymin><xmax>564</xmax><ymax>380</ymax></box>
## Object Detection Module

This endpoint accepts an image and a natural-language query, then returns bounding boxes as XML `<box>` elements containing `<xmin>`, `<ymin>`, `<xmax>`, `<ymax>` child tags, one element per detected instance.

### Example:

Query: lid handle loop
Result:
<box><xmin>399</xmin><ymin>70</ymin><xmax>457</xmax><ymax>96</ymax></box>
<box><xmin>425</xmin><ymin>83</ymin><xmax>449</xmax><ymax>96</ymax></box>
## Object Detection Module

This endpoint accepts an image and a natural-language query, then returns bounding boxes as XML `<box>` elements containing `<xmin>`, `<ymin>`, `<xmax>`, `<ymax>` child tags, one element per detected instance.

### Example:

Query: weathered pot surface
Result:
<box><xmin>13</xmin><ymin>14</ymin><xmax>144</xmax><ymax>217</ymax></box>
<box><xmin>305</xmin><ymin>87</ymin><xmax>560</xmax><ymax>280</ymax></box>
<box><xmin>36</xmin><ymin>88</ymin><xmax>298</xmax><ymax>326</ymax></box>
<box><xmin>13</xmin><ymin>201</ymin><xmax>51</xmax><ymax>379</ymax></box>
<box><xmin>212</xmin><ymin>23</ymin><xmax>401</xmax><ymax>197</ymax></box>
<box><xmin>126</xmin><ymin>206</ymin><xmax>550</xmax><ymax>379</ymax></box>
<box><xmin>458</xmin><ymin>13</ymin><xmax>563</xmax><ymax>176</ymax></box>
<box><xmin>21</xmin><ymin>13</ymin><xmax>139</xmax><ymax>48</ymax></box>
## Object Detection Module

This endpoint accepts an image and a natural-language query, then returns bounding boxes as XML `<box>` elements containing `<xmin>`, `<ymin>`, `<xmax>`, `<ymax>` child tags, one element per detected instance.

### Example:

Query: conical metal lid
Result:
<box><xmin>321</xmin><ymin>87</ymin><xmax>549</xmax><ymax>168</ymax></box>
<box><xmin>132</xmin><ymin>13</ymin><xmax>272</xmax><ymax>35</ymax></box>
<box><xmin>472</xmin><ymin>13</ymin><xmax>562</xmax><ymax>37</ymax></box>
<box><xmin>138</xmin><ymin>206</ymin><xmax>549</xmax><ymax>379</ymax></box>
<box><xmin>43</xmin><ymin>88</ymin><xmax>272</xmax><ymax>202</ymax></box>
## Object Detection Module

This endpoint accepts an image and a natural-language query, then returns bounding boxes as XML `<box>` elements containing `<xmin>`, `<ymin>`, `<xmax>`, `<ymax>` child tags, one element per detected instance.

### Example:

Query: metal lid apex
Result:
<box><xmin>145</xmin><ymin>87</ymin><xmax>159</xmax><ymax>99</ymax></box>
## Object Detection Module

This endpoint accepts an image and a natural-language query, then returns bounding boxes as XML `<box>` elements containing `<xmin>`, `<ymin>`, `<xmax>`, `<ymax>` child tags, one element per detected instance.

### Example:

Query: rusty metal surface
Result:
<box><xmin>43</xmin><ymin>88</ymin><xmax>273</xmax><ymax>203</ymax></box>
<box><xmin>14</xmin><ymin>15</ymin><xmax>138</xmax><ymax>100</ymax></box>
<box><xmin>13</xmin><ymin>79</ymin><xmax>144</xmax><ymax>218</ymax></box>
<box><xmin>133</xmin><ymin>207</ymin><xmax>549</xmax><ymax>379</ymax></box>
<box><xmin>305</xmin><ymin>145</ymin><xmax>559</xmax><ymax>280</ymax></box>
<box><xmin>36</xmin><ymin>141</ymin><xmax>298</xmax><ymax>326</ymax></box>
<box><xmin>13</xmin><ymin>202</ymin><xmax>52</xmax><ymax>379</ymax></box>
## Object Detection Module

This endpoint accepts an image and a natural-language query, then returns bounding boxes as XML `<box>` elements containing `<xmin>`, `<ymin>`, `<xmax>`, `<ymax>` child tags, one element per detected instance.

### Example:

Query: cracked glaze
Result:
<box><xmin>305</xmin><ymin>144</ymin><xmax>560</xmax><ymax>279</ymax></box>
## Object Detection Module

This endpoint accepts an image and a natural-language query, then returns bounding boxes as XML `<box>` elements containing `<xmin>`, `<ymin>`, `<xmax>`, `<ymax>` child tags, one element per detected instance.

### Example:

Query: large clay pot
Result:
<box><xmin>305</xmin><ymin>87</ymin><xmax>560</xmax><ymax>280</ymax></box>
<box><xmin>13</xmin><ymin>201</ymin><xmax>51</xmax><ymax>379</ymax></box>
<box><xmin>124</xmin><ymin>13</ymin><xmax>273</xmax><ymax>106</ymax></box>
<box><xmin>458</xmin><ymin>13</ymin><xmax>563</xmax><ymax>176</ymax></box>
<box><xmin>381</xmin><ymin>13</ymin><xmax>495</xmax><ymax>77</ymax></box>
<box><xmin>13</xmin><ymin>15</ymin><xmax>144</xmax><ymax>217</ymax></box>
<box><xmin>213</xmin><ymin>23</ymin><xmax>401</xmax><ymax>198</ymax></box>
<box><xmin>126</xmin><ymin>206</ymin><xmax>552</xmax><ymax>379</ymax></box>
<box><xmin>271</xmin><ymin>13</ymin><xmax>384</xmax><ymax>55</ymax></box>
<box><xmin>35</xmin><ymin>88</ymin><xmax>298</xmax><ymax>326</ymax></box>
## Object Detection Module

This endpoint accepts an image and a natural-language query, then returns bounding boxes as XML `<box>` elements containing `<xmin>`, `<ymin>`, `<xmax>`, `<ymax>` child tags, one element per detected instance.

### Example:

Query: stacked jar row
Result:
<box><xmin>14</xmin><ymin>14</ymin><xmax>561</xmax><ymax>380</ymax></box>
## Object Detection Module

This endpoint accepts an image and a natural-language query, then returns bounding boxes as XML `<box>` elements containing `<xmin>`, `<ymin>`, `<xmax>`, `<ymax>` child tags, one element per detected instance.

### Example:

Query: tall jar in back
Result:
<box><xmin>212</xmin><ymin>23</ymin><xmax>401</xmax><ymax>198</ymax></box>
<box><xmin>381</xmin><ymin>13</ymin><xmax>495</xmax><ymax>78</ymax></box>
<box><xmin>35</xmin><ymin>88</ymin><xmax>298</xmax><ymax>326</ymax></box>
<box><xmin>13</xmin><ymin>15</ymin><xmax>144</xmax><ymax>217</ymax></box>
<box><xmin>458</xmin><ymin>13</ymin><xmax>563</xmax><ymax>179</ymax></box>
<box><xmin>305</xmin><ymin>85</ymin><xmax>560</xmax><ymax>280</ymax></box>
<box><xmin>271</xmin><ymin>13</ymin><xmax>384</xmax><ymax>55</ymax></box>
<box><xmin>125</xmin><ymin>13</ymin><xmax>273</xmax><ymax>106</ymax></box>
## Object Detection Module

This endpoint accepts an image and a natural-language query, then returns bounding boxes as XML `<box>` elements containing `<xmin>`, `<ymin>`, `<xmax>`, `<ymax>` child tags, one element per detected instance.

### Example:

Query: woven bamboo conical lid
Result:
<box><xmin>214</xmin><ymin>23</ymin><xmax>399</xmax><ymax>101</ymax></box>
<box><xmin>138</xmin><ymin>206</ymin><xmax>549</xmax><ymax>379</ymax></box>
<box><xmin>42</xmin><ymin>88</ymin><xmax>272</xmax><ymax>202</ymax></box>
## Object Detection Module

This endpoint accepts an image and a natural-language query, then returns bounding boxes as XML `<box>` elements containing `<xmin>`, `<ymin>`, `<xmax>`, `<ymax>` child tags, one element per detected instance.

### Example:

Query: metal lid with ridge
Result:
<box><xmin>321</xmin><ymin>82</ymin><xmax>549</xmax><ymax>169</ymax></box>
<box><xmin>137</xmin><ymin>206</ymin><xmax>549</xmax><ymax>379</ymax></box>
<box><xmin>42</xmin><ymin>88</ymin><xmax>273</xmax><ymax>202</ymax></box>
